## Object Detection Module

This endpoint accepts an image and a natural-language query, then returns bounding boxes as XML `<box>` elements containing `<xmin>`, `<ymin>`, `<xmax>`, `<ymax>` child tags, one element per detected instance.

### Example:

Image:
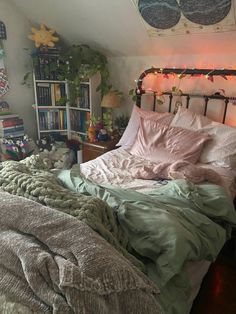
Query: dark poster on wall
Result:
<box><xmin>136</xmin><ymin>0</ymin><xmax>235</xmax><ymax>36</ymax></box>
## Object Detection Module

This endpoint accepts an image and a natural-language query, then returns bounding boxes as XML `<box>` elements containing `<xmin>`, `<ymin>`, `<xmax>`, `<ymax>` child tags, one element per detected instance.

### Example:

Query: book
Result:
<box><xmin>0</xmin><ymin>114</ymin><xmax>19</xmax><ymax>120</ymax></box>
<box><xmin>0</xmin><ymin>118</ymin><xmax>23</xmax><ymax>128</ymax></box>
<box><xmin>36</xmin><ymin>82</ymin><xmax>52</xmax><ymax>106</ymax></box>
<box><xmin>0</xmin><ymin>125</ymin><xmax>24</xmax><ymax>133</ymax></box>
<box><xmin>0</xmin><ymin>130</ymin><xmax>25</xmax><ymax>138</ymax></box>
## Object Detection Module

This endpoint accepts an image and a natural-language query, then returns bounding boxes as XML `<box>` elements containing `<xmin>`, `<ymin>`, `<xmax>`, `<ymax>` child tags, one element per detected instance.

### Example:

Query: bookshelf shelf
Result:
<box><xmin>39</xmin><ymin>129</ymin><xmax>67</xmax><ymax>133</ymax></box>
<box><xmin>32</xmin><ymin>51</ymin><xmax>101</xmax><ymax>141</ymax></box>
<box><xmin>69</xmin><ymin>107</ymin><xmax>90</xmax><ymax>112</ymax></box>
<box><xmin>38</xmin><ymin>106</ymin><xmax>66</xmax><ymax>109</ymax></box>
<box><xmin>35</xmin><ymin>79</ymin><xmax>67</xmax><ymax>84</ymax></box>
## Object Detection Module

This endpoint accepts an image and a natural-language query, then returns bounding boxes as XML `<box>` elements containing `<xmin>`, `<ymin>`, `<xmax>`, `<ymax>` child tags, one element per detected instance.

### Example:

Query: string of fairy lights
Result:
<box><xmin>133</xmin><ymin>67</ymin><xmax>236</xmax><ymax>107</ymax></box>
<box><xmin>134</xmin><ymin>67</ymin><xmax>236</xmax><ymax>96</ymax></box>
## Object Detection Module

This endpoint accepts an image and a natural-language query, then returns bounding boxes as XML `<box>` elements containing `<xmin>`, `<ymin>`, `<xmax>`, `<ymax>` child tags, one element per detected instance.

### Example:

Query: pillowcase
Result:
<box><xmin>171</xmin><ymin>107</ymin><xmax>236</xmax><ymax>167</ymax></box>
<box><xmin>116</xmin><ymin>105</ymin><xmax>174</xmax><ymax>149</ymax></box>
<box><xmin>130</xmin><ymin>117</ymin><xmax>211</xmax><ymax>164</ymax></box>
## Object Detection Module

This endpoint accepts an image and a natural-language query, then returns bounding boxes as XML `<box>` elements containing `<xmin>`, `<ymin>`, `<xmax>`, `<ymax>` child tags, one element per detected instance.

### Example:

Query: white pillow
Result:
<box><xmin>116</xmin><ymin>105</ymin><xmax>140</xmax><ymax>149</ymax></box>
<box><xmin>171</xmin><ymin>107</ymin><xmax>236</xmax><ymax>168</ymax></box>
<box><xmin>116</xmin><ymin>105</ymin><xmax>173</xmax><ymax>149</ymax></box>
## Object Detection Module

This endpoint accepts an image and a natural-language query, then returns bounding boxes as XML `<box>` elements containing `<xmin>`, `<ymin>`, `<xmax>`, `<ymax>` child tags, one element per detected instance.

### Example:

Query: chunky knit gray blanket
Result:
<box><xmin>0</xmin><ymin>190</ymin><xmax>161</xmax><ymax>314</ymax></box>
<box><xmin>0</xmin><ymin>156</ymin><xmax>143</xmax><ymax>271</ymax></box>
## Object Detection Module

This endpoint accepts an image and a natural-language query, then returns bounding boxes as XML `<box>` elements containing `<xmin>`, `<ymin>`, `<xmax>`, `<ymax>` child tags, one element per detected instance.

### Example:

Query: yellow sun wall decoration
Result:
<box><xmin>28</xmin><ymin>24</ymin><xmax>59</xmax><ymax>48</ymax></box>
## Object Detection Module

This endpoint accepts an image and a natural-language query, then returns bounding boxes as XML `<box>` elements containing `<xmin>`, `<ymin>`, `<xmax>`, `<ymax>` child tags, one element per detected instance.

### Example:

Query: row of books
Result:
<box><xmin>0</xmin><ymin>113</ymin><xmax>25</xmax><ymax>138</ymax></box>
<box><xmin>70</xmin><ymin>110</ymin><xmax>90</xmax><ymax>134</ymax></box>
<box><xmin>36</xmin><ymin>82</ymin><xmax>66</xmax><ymax>106</ymax></box>
<box><xmin>34</xmin><ymin>52</ymin><xmax>63</xmax><ymax>81</ymax></box>
<box><xmin>38</xmin><ymin>109</ymin><xmax>67</xmax><ymax>130</ymax></box>
<box><xmin>76</xmin><ymin>84</ymin><xmax>90</xmax><ymax>109</ymax></box>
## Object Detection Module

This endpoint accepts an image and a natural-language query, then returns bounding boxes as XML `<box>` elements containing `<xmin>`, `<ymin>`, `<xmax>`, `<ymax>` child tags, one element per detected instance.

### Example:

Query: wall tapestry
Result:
<box><xmin>0</xmin><ymin>47</ymin><xmax>9</xmax><ymax>98</ymax></box>
<box><xmin>131</xmin><ymin>0</ymin><xmax>236</xmax><ymax>36</ymax></box>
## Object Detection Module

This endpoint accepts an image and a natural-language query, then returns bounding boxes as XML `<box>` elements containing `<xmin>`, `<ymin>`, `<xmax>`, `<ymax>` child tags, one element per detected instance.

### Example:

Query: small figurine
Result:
<box><xmin>87</xmin><ymin>124</ymin><xmax>97</xmax><ymax>142</ymax></box>
<box><xmin>97</xmin><ymin>128</ymin><xmax>109</xmax><ymax>141</ymax></box>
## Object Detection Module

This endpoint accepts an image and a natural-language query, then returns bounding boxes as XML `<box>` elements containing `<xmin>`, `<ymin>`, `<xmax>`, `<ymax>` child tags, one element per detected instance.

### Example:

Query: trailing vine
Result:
<box><xmin>23</xmin><ymin>44</ymin><xmax>113</xmax><ymax>104</ymax></box>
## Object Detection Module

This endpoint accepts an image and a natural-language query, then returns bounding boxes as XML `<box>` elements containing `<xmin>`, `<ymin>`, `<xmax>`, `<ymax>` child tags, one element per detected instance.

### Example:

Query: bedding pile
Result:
<box><xmin>0</xmin><ymin>156</ymin><xmax>143</xmax><ymax>271</ymax></box>
<box><xmin>0</xmin><ymin>190</ymin><xmax>160</xmax><ymax>314</ymax></box>
<box><xmin>58</xmin><ymin>166</ymin><xmax>236</xmax><ymax>314</ymax></box>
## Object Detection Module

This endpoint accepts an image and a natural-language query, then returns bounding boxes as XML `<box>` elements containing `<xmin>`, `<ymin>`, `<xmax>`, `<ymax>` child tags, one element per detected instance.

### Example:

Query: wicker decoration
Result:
<box><xmin>0</xmin><ymin>22</ymin><xmax>6</xmax><ymax>40</ymax></box>
<box><xmin>0</xmin><ymin>69</ymin><xmax>9</xmax><ymax>97</ymax></box>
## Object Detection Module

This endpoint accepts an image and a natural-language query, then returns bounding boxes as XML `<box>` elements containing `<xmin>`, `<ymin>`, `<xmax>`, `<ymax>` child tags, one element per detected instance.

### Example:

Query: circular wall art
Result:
<box><xmin>179</xmin><ymin>0</ymin><xmax>231</xmax><ymax>25</ymax></box>
<box><xmin>138</xmin><ymin>0</ymin><xmax>181</xmax><ymax>29</ymax></box>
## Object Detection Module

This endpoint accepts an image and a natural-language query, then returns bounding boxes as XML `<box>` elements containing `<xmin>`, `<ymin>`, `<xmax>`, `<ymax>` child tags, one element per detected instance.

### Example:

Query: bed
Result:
<box><xmin>1</xmin><ymin>72</ymin><xmax>236</xmax><ymax>314</ymax></box>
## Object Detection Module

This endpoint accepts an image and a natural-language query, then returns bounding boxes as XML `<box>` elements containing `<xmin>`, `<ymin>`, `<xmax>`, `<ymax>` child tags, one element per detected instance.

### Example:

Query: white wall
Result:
<box><xmin>0</xmin><ymin>0</ymin><xmax>36</xmax><ymax>138</ymax></box>
<box><xmin>108</xmin><ymin>54</ymin><xmax>236</xmax><ymax>126</ymax></box>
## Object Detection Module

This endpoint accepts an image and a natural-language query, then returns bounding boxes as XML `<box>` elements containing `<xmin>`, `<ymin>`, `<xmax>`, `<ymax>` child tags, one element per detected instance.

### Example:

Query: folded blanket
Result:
<box><xmin>0</xmin><ymin>191</ymin><xmax>161</xmax><ymax>314</ymax></box>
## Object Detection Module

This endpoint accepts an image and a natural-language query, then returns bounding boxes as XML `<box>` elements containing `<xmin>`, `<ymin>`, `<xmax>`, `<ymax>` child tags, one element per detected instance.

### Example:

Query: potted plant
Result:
<box><xmin>114</xmin><ymin>114</ymin><xmax>129</xmax><ymax>136</ymax></box>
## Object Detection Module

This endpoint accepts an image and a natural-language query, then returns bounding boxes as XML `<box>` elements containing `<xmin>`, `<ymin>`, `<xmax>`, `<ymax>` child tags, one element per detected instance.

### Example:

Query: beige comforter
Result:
<box><xmin>0</xmin><ymin>190</ymin><xmax>161</xmax><ymax>314</ymax></box>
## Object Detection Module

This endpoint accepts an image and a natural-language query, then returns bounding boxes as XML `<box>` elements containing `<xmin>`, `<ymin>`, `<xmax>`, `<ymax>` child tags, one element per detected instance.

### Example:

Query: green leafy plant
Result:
<box><xmin>59</xmin><ymin>44</ymin><xmax>112</xmax><ymax>103</ymax></box>
<box><xmin>114</xmin><ymin>114</ymin><xmax>129</xmax><ymax>129</ymax></box>
<box><xmin>23</xmin><ymin>45</ymin><xmax>115</xmax><ymax>104</ymax></box>
<box><xmin>129</xmin><ymin>88</ymin><xmax>138</xmax><ymax>102</ymax></box>
<box><xmin>102</xmin><ymin>112</ymin><xmax>113</xmax><ymax>134</ymax></box>
<box><xmin>85</xmin><ymin>114</ymin><xmax>101</xmax><ymax>128</ymax></box>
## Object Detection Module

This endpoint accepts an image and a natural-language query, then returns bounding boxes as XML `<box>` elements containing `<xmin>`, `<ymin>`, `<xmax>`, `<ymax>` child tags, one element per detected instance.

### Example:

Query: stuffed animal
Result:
<box><xmin>51</xmin><ymin>148</ymin><xmax>75</xmax><ymax>169</ymax></box>
<box><xmin>36</xmin><ymin>136</ymin><xmax>55</xmax><ymax>153</ymax></box>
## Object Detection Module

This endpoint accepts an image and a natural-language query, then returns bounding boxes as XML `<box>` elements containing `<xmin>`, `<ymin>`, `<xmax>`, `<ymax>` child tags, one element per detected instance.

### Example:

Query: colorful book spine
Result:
<box><xmin>0</xmin><ymin>118</ymin><xmax>23</xmax><ymax>128</ymax></box>
<box><xmin>1</xmin><ymin>130</ymin><xmax>25</xmax><ymax>138</ymax></box>
<box><xmin>36</xmin><ymin>83</ymin><xmax>66</xmax><ymax>106</ymax></box>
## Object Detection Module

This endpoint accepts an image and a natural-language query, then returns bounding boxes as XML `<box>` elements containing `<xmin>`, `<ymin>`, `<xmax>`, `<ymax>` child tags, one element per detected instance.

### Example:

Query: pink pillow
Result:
<box><xmin>116</xmin><ymin>105</ymin><xmax>173</xmax><ymax>149</ymax></box>
<box><xmin>171</xmin><ymin>107</ymin><xmax>236</xmax><ymax>167</ymax></box>
<box><xmin>130</xmin><ymin>118</ymin><xmax>211</xmax><ymax>164</ymax></box>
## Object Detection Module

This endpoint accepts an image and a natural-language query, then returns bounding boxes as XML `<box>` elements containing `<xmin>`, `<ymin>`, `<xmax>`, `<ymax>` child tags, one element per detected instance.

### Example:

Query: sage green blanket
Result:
<box><xmin>0</xmin><ymin>156</ymin><xmax>143</xmax><ymax>271</ymax></box>
<box><xmin>57</xmin><ymin>164</ymin><xmax>236</xmax><ymax>314</ymax></box>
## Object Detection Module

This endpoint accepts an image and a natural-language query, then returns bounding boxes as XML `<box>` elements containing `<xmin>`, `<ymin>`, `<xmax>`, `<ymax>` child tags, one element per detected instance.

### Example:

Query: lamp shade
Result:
<box><xmin>101</xmin><ymin>91</ymin><xmax>121</xmax><ymax>108</ymax></box>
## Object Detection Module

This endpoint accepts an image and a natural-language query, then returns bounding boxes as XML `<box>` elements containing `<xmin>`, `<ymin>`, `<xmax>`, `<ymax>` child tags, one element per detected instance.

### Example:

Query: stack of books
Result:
<box><xmin>0</xmin><ymin>101</ymin><xmax>25</xmax><ymax>138</ymax></box>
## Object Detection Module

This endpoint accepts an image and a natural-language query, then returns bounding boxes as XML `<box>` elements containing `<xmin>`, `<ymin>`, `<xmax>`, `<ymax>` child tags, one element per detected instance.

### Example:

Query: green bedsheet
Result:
<box><xmin>57</xmin><ymin>165</ymin><xmax>236</xmax><ymax>314</ymax></box>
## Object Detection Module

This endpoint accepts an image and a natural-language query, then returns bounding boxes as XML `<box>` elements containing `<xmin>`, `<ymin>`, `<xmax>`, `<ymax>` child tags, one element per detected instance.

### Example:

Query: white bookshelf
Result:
<box><xmin>33</xmin><ymin>72</ymin><xmax>101</xmax><ymax>141</ymax></box>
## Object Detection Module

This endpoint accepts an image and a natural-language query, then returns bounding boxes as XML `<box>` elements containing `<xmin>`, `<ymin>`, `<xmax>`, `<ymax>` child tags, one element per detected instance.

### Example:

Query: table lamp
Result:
<box><xmin>101</xmin><ymin>91</ymin><xmax>121</xmax><ymax>110</ymax></box>
<box><xmin>101</xmin><ymin>91</ymin><xmax>121</xmax><ymax>135</ymax></box>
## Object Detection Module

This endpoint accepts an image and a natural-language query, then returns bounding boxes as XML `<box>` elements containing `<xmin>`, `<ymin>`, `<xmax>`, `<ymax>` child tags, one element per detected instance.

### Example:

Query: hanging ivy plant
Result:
<box><xmin>58</xmin><ymin>44</ymin><xmax>112</xmax><ymax>104</ymax></box>
<box><xmin>23</xmin><ymin>44</ymin><xmax>113</xmax><ymax>104</ymax></box>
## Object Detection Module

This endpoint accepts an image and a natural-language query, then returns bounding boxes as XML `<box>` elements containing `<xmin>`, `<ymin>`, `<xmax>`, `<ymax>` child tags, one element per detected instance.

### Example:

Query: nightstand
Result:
<box><xmin>82</xmin><ymin>138</ymin><xmax>120</xmax><ymax>162</ymax></box>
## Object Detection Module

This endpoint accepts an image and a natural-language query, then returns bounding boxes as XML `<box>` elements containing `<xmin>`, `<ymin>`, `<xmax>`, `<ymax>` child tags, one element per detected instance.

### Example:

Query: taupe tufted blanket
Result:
<box><xmin>0</xmin><ymin>190</ymin><xmax>161</xmax><ymax>314</ymax></box>
<box><xmin>0</xmin><ymin>157</ymin><xmax>143</xmax><ymax>271</ymax></box>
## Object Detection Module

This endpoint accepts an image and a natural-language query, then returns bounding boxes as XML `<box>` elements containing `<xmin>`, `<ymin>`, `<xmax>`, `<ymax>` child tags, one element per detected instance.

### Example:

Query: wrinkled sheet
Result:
<box><xmin>57</xmin><ymin>168</ymin><xmax>236</xmax><ymax>314</ymax></box>
<box><xmin>80</xmin><ymin>147</ymin><xmax>236</xmax><ymax>197</ymax></box>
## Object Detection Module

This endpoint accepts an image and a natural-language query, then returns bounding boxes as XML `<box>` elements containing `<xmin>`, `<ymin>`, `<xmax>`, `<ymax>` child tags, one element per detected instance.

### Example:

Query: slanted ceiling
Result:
<box><xmin>11</xmin><ymin>0</ymin><xmax>236</xmax><ymax>57</ymax></box>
